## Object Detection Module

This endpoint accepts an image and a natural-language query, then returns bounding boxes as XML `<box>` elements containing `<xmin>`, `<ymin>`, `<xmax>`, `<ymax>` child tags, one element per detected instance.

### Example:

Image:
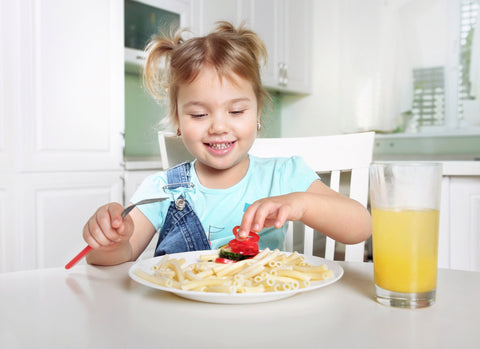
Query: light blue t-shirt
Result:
<box><xmin>130</xmin><ymin>155</ymin><xmax>320</xmax><ymax>250</ymax></box>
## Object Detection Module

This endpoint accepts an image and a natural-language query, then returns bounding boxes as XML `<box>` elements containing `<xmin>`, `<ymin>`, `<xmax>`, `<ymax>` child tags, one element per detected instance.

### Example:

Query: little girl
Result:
<box><xmin>83</xmin><ymin>22</ymin><xmax>371</xmax><ymax>266</ymax></box>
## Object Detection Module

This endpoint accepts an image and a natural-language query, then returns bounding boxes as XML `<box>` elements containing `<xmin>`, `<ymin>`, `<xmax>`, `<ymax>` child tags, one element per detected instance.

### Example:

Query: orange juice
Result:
<box><xmin>372</xmin><ymin>208</ymin><xmax>439</xmax><ymax>293</ymax></box>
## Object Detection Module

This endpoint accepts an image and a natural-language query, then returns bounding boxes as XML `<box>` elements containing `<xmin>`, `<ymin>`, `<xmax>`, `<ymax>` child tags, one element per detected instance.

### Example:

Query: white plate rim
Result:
<box><xmin>129</xmin><ymin>250</ymin><xmax>343</xmax><ymax>304</ymax></box>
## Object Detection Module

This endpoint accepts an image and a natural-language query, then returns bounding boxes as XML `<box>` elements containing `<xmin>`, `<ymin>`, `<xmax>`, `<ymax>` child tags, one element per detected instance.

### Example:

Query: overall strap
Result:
<box><xmin>164</xmin><ymin>162</ymin><xmax>192</xmax><ymax>190</ymax></box>
<box><xmin>154</xmin><ymin>161</ymin><xmax>211</xmax><ymax>256</ymax></box>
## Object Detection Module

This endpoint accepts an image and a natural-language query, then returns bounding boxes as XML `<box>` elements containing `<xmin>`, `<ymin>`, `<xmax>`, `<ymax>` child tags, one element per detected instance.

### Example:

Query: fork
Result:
<box><xmin>65</xmin><ymin>197</ymin><xmax>168</xmax><ymax>269</ymax></box>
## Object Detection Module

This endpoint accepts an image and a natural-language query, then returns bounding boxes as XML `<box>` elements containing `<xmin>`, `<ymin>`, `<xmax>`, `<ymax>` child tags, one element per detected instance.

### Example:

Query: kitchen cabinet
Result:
<box><xmin>192</xmin><ymin>0</ymin><xmax>313</xmax><ymax>94</ymax></box>
<box><xmin>190</xmin><ymin>0</ymin><xmax>243</xmax><ymax>33</ymax></box>
<box><xmin>242</xmin><ymin>0</ymin><xmax>312</xmax><ymax>94</ymax></box>
<box><xmin>14</xmin><ymin>172</ymin><xmax>123</xmax><ymax>270</ymax></box>
<box><xmin>0</xmin><ymin>0</ymin><xmax>124</xmax><ymax>272</ymax></box>
<box><xmin>124</xmin><ymin>0</ymin><xmax>190</xmax><ymax>70</ymax></box>
<box><xmin>439</xmin><ymin>176</ymin><xmax>480</xmax><ymax>272</ymax></box>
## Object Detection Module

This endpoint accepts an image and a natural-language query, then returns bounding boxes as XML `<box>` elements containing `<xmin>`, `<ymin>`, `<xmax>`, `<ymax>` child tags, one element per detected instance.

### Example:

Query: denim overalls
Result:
<box><xmin>154</xmin><ymin>162</ymin><xmax>211</xmax><ymax>256</ymax></box>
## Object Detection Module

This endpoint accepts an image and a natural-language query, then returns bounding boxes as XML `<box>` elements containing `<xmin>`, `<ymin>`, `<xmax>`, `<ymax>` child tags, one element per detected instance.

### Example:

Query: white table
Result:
<box><xmin>1</xmin><ymin>261</ymin><xmax>479</xmax><ymax>348</ymax></box>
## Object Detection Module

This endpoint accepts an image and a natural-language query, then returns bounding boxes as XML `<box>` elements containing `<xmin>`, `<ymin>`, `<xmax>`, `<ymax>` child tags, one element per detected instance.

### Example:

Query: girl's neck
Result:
<box><xmin>194</xmin><ymin>156</ymin><xmax>250</xmax><ymax>189</ymax></box>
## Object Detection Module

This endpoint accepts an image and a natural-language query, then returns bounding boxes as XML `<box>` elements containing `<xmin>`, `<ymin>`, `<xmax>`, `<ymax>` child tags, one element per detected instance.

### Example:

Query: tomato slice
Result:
<box><xmin>228</xmin><ymin>226</ymin><xmax>260</xmax><ymax>256</ymax></box>
<box><xmin>215</xmin><ymin>258</ymin><xmax>236</xmax><ymax>264</ymax></box>
<box><xmin>232</xmin><ymin>226</ymin><xmax>260</xmax><ymax>242</ymax></box>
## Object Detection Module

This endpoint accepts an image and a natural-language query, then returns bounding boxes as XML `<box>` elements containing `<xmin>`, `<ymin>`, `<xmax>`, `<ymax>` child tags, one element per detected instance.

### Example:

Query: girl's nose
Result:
<box><xmin>208</xmin><ymin>113</ymin><xmax>228</xmax><ymax>134</ymax></box>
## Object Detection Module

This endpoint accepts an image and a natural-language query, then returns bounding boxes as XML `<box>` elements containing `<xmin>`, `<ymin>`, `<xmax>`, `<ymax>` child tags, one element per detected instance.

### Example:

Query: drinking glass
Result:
<box><xmin>369</xmin><ymin>162</ymin><xmax>442</xmax><ymax>308</ymax></box>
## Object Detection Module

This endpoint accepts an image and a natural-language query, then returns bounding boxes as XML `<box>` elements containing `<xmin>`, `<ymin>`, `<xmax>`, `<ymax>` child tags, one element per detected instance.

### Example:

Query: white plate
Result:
<box><xmin>129</xmin><ymin>250</ymin><xmax>343</xmax><ymax>304</ymax></box>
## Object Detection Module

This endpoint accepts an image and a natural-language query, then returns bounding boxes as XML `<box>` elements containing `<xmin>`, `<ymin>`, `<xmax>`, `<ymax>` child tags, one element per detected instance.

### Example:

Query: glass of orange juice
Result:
<box><xmin>370</xmin><ymin>162</ymin><xmax>442</xmax><ymax>308</ymax></box>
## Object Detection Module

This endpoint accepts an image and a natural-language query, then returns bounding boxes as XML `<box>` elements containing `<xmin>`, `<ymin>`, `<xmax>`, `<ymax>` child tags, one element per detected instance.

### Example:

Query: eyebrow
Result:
<box><xmin>181</xmin><ymin>98</ymin><xmax>253</xmax><ymax>109</ymax></box>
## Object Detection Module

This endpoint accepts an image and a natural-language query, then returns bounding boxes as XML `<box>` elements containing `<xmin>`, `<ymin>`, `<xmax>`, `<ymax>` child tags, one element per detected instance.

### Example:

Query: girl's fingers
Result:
<box><xmin>239</xmin><ymin>197</ymin><xmax>297</xmax><ymax>237</ymax></box>
<box><xmin>84</xmin><ymin>217</ymin><xmax>111</xmax><ymax>248</ymax></box>
<box><xmin>83</xmin><ymin>220</ymin><xmax>101</xmax><ymax>249</ymax></box>
<box><xmin>107</xmin><ymin>203</ymin><xmax>124</xmax><ymax>229</ymax></box>
<box><xmin>238</xmin><ymin>203</ymin><xmax>259</xmax><ymax>238</ymax></box>
<box><xmin>83</xmin><ymin>203</ymin><xmax>125</xmax><ymax>248</ymax></box>
<box><xmin>274</xmin><ymin>205</ymin><xmax>290</xmax><ymax>228</ymax></box>
<box><xmin>240</xmin><ymin>201</ymin><xmax>278</xmax><ymax>236</ymax></box>
<box><xmin>117</xmin><ymin>214</ymin><xmax>134</xmax><ymax>238</ymax></box>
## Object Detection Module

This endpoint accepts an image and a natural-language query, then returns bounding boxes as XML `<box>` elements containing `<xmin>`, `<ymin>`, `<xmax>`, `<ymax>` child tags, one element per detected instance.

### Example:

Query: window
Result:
<box><xmin>459</xmin><ymin>0</ymin><xmax>479</xmax><ymax>109</ymax></box>
<box><xmin>408</xmin><ymin>0</ymin><xmax>479</xmax><ymax>132</ymax></box>
<box><xmin>412</xmin><ymin>67</ymin><xmax>445</xmax><ymax>127</ymax></box>
<box><xmin>459</xmin><ymin>0</ymin><xmax>479</xmax><ymax>101</ymax></box>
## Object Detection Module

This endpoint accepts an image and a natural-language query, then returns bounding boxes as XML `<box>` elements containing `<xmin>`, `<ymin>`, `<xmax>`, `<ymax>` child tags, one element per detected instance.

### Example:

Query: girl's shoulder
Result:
<box><xmin>129</xmin><ymin>170</ymin><xmax>169</xmax><ymax>203</ymax></box>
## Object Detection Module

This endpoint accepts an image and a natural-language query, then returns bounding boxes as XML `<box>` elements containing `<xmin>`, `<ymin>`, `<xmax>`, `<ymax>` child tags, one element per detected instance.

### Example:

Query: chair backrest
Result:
<box><xmin>249</xmin><ymin>132</ymin><xmax>374</xmax><ymax>261</ymax></box>
<box><xmin>158</xmin><ymin>131</ymin><xmax>375</xmax><ymax>262</ymax></box>
<box><xmin>158</xmin><ymin>132</ymin><xmax>194</xmax><ymax>169</ymax></box>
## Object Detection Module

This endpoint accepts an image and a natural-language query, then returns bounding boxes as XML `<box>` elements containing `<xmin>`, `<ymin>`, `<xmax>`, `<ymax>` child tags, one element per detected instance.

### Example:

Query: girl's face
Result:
<box><xmin>177</xmin><ymin>65</ymin><xmax>259</xmax><ymax>184</ymax></box>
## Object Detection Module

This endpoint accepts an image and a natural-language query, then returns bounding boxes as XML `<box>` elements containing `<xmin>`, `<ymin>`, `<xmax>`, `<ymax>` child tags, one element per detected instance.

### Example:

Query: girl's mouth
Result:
<box><xmin>208</xmin><ymin>142</ymin><xmax>234</xmax><ymax>150</ymax></box>
<box><xmin>205</xmin><ymin>141</ymin><xmax>236</xmax><ymax>154</ymax></box>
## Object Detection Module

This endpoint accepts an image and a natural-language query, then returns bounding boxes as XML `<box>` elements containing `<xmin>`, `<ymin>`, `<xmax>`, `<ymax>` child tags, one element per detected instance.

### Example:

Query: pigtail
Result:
<box><xmin>143</xmin><ymin>29</ymin><xmax>185</xmax><ymax>100</ymax></box>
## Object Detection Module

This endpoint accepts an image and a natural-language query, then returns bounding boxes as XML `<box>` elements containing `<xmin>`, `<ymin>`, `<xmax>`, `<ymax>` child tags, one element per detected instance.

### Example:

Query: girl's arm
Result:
<box><xmin>238</xmin><ymin>180</ymin><xmax>372</xmax><ymax>244</ymax></box>
<box><xmin>84</xmin><ymin>204</ymin><xmax>156</xmax><ymax>266</ymax></box>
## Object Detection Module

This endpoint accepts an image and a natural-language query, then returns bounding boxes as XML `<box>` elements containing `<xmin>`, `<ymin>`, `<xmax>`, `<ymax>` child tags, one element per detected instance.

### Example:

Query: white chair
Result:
<box><xmin>158</xmin><ymin>132</ymin><xmax>194</xmax><ymax>169</ymax></box>
<box><xmin>158</xmin><ymin>131</ymin><xmax>375</xmax><ymax>262</ymax></box>
<box><xmin>249</xmin><ymin>133</ymin><xmax>374</xmax><ymax>261</ymax></box>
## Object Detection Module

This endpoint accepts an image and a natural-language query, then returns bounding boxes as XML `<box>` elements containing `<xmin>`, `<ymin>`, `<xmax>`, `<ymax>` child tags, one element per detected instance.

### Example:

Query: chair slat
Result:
<box><xmin>325</xmin><ymin>238</ymin><xmax>336</xmax><ymax>260</ymax></box>
<box><xmin>303</xmin><ymin>226</ymin><xmax>314</xmax><ymax>257</ymax></box>
<box><xmin>330</xmin><ymin>170</ymin><xmax>340</xmax><ymax>192</ymax></box>
<box><xmin>349</xmin><ymin>167</ymin><xmax>370</xmax><ymax>206</ymax></box>
<box><xmin>325</xmin><ymin>169</ymin><xmax>341</xmax><ymax>260</ymax></box>
<box><xmin>345</xmin><ymin>242</ymin><xmax>366</xmax><ymax>262</ymax></box>
<box><xmin>285</xmin><ymin>221</ymin><xmax>294</xmax><ymax>252</ymax></box>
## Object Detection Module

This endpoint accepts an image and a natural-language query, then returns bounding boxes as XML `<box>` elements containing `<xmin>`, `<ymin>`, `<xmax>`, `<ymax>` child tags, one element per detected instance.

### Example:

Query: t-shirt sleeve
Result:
<box><xmin>281</xmin><ymin>156</ymin><xmax>320</xmax><ymax>193</ymax></box>
<box><xmin>129</xmin><ymin>172</ymin><xmax>170</xmax><ymax>231</ymax></box>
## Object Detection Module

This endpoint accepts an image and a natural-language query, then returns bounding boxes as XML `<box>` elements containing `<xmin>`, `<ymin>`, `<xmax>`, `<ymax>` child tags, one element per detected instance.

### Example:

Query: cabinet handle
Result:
<box><xmin>278</xmin><ymin>63</ymin><xmax>283</xmax><ymax>86</ymax></box>
<box><xmin>283</xmin><ymin>63</ymin><xmax>288</xmax><ymax>86</ymax></box>
<box><xmin>278</xmin><ymin>63</ymin><xmax>287</xmax><ymax>87</ymax></box>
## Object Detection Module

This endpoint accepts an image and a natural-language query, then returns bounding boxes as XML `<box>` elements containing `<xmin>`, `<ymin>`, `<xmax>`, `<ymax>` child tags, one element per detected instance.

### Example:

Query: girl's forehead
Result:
<box><xmin>178</xmin><ymin>66</ymin><xmax>256</xmax><ymax>102</ymax></box>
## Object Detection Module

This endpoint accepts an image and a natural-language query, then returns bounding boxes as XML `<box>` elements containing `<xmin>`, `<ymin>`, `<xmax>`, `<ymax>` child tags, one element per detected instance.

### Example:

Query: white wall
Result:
<box><xmin>280</xmin><ymin>1</ymin><xmax>341</xmax><ymax>137</ymax></box>
<box><xmin>280</xmin><ymin>0</ymin><xmax>451</xmax><ymax>137</ymax></box>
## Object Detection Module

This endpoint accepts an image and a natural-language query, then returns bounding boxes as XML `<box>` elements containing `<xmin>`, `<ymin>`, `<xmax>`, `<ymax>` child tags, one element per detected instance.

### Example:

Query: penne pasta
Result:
<box><xmin>134</xmin><ymin>269</ymin><xmax>180</xmax><ymax>289</ymax></box>
<box><xmin>134</xmin><ymin>250</ymin><xmax>334</xmax><ymax>295</ymax></box>
<box><xmin>181</xmin><ymin>277</ymin><xmax>227</xmax><ymax>291</ymax></box>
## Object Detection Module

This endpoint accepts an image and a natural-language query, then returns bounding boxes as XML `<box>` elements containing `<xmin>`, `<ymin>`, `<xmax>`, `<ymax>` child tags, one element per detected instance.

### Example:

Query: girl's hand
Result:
<box><xmin>83</xmin><ymin>203</ymin><xmax>135</xmax><ymax>250</ymax></box>
<box><xmin>237</xmin><ymin>193</ymin><xmax>306</xmax><ymax>240</ymax></box>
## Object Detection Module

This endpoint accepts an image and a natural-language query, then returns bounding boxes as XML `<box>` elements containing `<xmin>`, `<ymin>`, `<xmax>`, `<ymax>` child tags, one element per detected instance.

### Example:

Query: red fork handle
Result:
<box><xmin>65</xmin><ymin>245</ymin><xmax>92</xmax><ymax>270</ymax></box>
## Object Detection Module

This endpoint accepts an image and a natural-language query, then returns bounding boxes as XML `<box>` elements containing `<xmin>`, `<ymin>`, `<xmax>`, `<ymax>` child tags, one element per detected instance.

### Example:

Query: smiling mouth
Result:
<box><xmin>206</xmin><ymin>141</ymin><xmax>236</xmax><ymax>150</ymax></box>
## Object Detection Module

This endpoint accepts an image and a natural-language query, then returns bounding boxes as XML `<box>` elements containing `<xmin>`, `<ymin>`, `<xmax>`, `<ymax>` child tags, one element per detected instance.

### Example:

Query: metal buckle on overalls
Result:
<box><xmin>174</xmin><ymin>198</ymin><xmax>186</xmax><ymax>211</ymax></box>
<box><xmin>162</xmin><ymin>183</ymin><xmax>195</xmax><ymax>211</ymax></box>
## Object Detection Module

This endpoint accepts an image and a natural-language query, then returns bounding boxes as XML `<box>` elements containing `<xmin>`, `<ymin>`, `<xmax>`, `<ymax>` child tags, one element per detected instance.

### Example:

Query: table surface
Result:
<box><xmin>1</xmin><ymin>260</ymin><xmax>479</xmax><ymax>349</ymax></box>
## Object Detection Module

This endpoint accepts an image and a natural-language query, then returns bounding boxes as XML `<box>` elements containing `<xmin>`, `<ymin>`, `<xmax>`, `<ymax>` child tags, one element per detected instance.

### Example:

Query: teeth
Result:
<box><xmin>209</xmin><ymin>142</ymin><xmax>232</xmax><ymax>150</ymax></box>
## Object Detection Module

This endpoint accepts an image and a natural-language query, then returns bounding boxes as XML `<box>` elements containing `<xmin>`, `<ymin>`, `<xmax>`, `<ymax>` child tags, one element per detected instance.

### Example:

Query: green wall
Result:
<box><xmin>124</xmin><ymin>72</ymin><xmax>165</xmax><ymax>158</ymax></box>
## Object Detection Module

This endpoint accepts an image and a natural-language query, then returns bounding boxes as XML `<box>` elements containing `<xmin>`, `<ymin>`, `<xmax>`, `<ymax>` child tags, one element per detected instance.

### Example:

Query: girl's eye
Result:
<box><xmin>230</xmin><ymin>110</ymin><xmax>245</xmax><ymax>115</ymax></box>
<box><xmin>190</xmin><ymin>113</ymin><xmax>207</xmax><ymax>118</ymax></box>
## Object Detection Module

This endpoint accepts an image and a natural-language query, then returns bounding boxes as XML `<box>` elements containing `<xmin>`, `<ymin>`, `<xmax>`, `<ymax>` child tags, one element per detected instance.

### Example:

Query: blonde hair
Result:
<box><xmin>143</xmin><ymin>21</ymin><xmax>270</xmax><ymax>128</ymax></box>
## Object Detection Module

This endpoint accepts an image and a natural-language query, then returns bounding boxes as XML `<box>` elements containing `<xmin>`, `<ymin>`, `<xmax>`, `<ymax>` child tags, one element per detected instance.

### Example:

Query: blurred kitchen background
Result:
<box><xmin>1</xmin><ymin>0</ymin><xmax>479</xmax><ymax>273</ymax></box>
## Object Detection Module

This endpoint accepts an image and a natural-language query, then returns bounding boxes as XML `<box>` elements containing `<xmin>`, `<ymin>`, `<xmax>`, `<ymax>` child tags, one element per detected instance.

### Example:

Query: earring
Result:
<box><xmin>176</xmin><ymin>128</ymin><xmax>181</xmax><ymax>136</ymax></box>
<box><xmin>257</xmin><ymin>122</ymin><xmax>262</xmax><ymax>131</ymax></box>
